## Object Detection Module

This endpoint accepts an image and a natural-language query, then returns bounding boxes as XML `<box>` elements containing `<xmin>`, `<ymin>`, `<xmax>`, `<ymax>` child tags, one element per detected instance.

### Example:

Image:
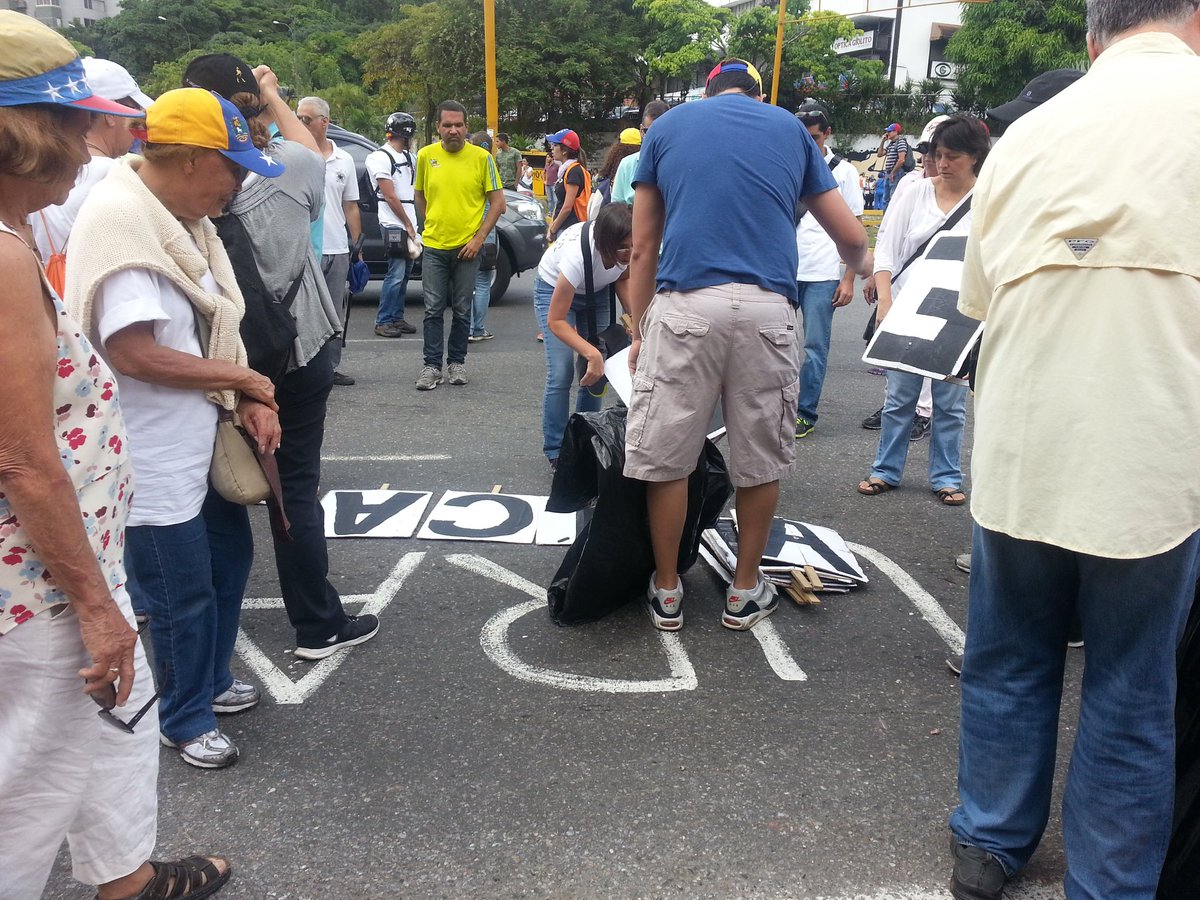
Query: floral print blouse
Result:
<box><xmin>0</xmin><ymin>223</ymin><xmax>133</xmax><ymax>634</ymax></box>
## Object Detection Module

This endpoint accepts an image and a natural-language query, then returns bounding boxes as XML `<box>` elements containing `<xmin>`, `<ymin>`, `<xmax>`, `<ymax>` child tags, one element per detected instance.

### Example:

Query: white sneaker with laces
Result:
<box><xmin>161</xmin><ymin>728</ymin><xmax>239</xmax><ymax>769</ymax></box>
<box><xmin>646</xmin><ymin>573</ymin><xmax>683</xmax><ymax>631</ymax></box>
<box><xmin>722</xmin><ymin>579</ymin><xmax>778</xmax><ymax>630</ymax></box>
<box><xmin>212</xmin><ymin>678</ymin><xmax>260</xmax><ymax>714</ymax></box>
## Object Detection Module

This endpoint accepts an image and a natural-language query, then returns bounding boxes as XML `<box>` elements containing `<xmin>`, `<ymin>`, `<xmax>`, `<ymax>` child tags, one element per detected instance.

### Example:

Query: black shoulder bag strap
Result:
<box><xmin>891</xmin><ymin>194</ymin><xmax>972</xmax><ymax>286</ymax></box>
<box><xmin>581</xmin><ymin>222</ymin><xmax>598</xmax><ymax>344</ymax></box>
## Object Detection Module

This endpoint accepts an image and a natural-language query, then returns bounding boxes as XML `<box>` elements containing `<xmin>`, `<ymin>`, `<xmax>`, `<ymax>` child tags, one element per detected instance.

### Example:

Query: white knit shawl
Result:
<box><xmin>65</xmin><ymin>158</ymin><xmax>247</xmax><ymax>410</ymax></box>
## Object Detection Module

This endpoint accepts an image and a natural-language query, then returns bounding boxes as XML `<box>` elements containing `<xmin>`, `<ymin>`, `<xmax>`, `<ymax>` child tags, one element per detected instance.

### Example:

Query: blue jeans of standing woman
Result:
<box><xmin>125</xmin><ymin>485</ymin><xmax>252</xmax><ymax>744</ymax></box>
<box><xmin>870</xmin><ymin>368</ymin><xmax>966</xmax><ymax>490</ymax></box>
<box><xmin>533</xmin><ymin>276</ymin><xmax>610</xmax><ymax>460</ymax></box>
<box><xmin>951</xmin><ymin>526</ymin><xmax>1200</xmax><ymax>899</ymax></box>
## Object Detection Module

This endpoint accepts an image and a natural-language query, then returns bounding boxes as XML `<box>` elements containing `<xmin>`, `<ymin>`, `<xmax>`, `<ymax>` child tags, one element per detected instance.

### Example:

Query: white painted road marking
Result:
<box><xmin>235</xmin><ymin>552</ymin><xmax>424</xmax><ymax>704</ymax></box>
<box><xmin>848</xmin><ymin>542</ymin><xmax>966</xmax><ymax>655</ymax></box>
<box><xmin>750</xmin><ymin>618</ymin><xmax>808</xmax><ymax>681</ymax></box>
<box><xmin>449</xmin><ymin>553</ymin><xmax>699</xmax><ymax>693</ymax></box>
<box><xmin>321</xmin><ymin>454</ymin><xmax>451</xmax><ymax>462</ymax></box>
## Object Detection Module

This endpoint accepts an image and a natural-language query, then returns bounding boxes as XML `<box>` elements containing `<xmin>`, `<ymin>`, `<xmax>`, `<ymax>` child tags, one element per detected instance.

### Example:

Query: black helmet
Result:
<box><xmin>795</xmin><ymin>99</ymin><xmax>832</xmax><ymax>129</ymax></box>
<box><xmin>386</xmin><ymin>112</ymin><xmax>416</xmax><ymax>138</ymax></box>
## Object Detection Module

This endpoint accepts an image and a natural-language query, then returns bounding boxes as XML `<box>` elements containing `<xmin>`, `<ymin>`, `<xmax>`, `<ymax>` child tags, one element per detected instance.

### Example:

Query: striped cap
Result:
<box><xmin>0</xmin><ymin>11</ymin><xmax>140</xmax><ymax>116</ymax></box>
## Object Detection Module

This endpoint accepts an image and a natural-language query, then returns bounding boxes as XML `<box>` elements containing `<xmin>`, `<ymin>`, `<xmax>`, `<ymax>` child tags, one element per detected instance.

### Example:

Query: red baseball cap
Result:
<box><xmin>546</xmin><ymin>128</ymin><xmax>580</xmax><ymax>151</ymax></box>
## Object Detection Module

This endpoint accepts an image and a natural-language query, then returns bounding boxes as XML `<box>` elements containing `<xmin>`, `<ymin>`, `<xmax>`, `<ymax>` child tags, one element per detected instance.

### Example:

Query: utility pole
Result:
<box><xmin>770</xmin><ymin>0</ymin><xmax>788</xmax><ymax>106</ymax></box>
<box><xmin>887</xmin><ymin>0</ymin><xmax>904</xmax><ymax>88</ymax></box>
<box><xmin>484</xmin><ymin>0</ymin><xmax>499</xmax><ymax>136</ymax></box>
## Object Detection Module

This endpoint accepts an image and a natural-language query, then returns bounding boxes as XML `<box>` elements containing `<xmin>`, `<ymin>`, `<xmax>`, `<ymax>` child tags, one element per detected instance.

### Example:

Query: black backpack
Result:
<box><xmin>901</xmin><ymin>139</ymin><xmax>916</xmax><ymax>172</ymax></box>
<box><xmin>213</xmin><ymin>211</ymin><xmax>303</xmax><ymax>383</ymax></box>
<box><xmin>361</xmin><ymin>146</ymin><xmax>415</xmax><ymax>204</ymax></box>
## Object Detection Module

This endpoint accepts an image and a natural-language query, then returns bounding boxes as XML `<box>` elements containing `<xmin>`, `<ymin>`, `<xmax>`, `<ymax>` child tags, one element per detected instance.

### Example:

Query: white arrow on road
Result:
<box><xmin>234</xmin><ymin>551</ymin><xmax>425</xmax><ymax>704</ymax></box>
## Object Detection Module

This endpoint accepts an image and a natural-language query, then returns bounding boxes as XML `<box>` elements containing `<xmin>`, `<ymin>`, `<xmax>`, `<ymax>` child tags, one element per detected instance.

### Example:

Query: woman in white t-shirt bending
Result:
<box><xmin>858</xmin><ymin>115</ymin><xmax>989</xmax><ymax>506</ymax></box>
<box><xmin>534</xmin><ymin>203</ymin><xmax>633</xmax><ymax>468</ymax></box>
<box><xmin>67</xmin><ymin>89</ymin><xmax>283</xmax><ymax>771</ymax></box>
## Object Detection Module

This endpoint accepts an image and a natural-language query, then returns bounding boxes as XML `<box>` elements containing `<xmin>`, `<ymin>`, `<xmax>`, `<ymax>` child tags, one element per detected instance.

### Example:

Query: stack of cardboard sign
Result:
<box><xmin>699</xmin><ymin>514</ymin><xmax>868</xmax><ymax>606</ymax></box>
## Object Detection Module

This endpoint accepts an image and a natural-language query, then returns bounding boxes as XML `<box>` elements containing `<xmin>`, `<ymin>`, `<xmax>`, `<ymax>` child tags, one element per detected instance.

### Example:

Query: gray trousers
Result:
<box><xmin>321</xmin><ymin>252</ymin><xmax>351</xmax><ymax>370</ymax></box>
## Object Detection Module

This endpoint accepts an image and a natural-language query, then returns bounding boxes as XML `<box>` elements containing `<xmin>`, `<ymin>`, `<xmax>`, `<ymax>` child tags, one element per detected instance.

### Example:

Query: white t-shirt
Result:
<box><xmin>30</xmin><ymin>156</ymin><xmax>117</xmax><ymax>263</ymax></box>
<box><xmin>93</xmin><ymin>267</ymin><xmax>220</xmax><ymax>528</ymax></box>
<box><xmin>537</xmin><ymin>221</ymin><xmax>627</xmax><ymax>292</ymax></box>
<box><xmin>795</xmin><ymin>148</ymin><xmax>865</xmax><ymax>282</ymax></box>
<box><xmin>320</xmin><ymin>142</ymin><xmax>359</xmax><ymax>255</ymax></box>
<box><xmin>366</xmin><ymin>143</ymin><xmax>416</xmax><ymax>229</ymax></box>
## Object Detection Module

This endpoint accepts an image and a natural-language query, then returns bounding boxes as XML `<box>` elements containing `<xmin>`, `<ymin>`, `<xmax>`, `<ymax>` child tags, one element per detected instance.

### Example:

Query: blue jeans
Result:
<box><xmin>471</xmin><ymin>266</ymin><xmax>495</xmax><ymax>337</ymax></box>
<box><xmin>421</xmin><ymin>245</ymin><xmax>477</xmax><ymax>369</ymax></box>
<box><xmin>870</xmin><ymin>369</ymin><xmax>966</xmax><ymax>490</ymax></box>
<box><xmin>951</xmin><ymin>526</ymin><xmax>1200</xmax><ymax>898</ymax></box>
<box><xmin>533</xmin><ymin>276</ymin><xmax>609</xmax><ymax>460</ymax></box>
<box><xmin>377</xmin><ymin>243</ymin><xmax>413</xmax><ymax>326</ymax></box>
<box><xmin>125</xmin><ymin>486</ymin><xmax>252</xmax><ymax>744</ymax></box>
<box><xmin>874</xmin><ymin>173</ymin><xmax>896</xmax><ymax>211</ymax></box>
<box><xmin>796</xmin><ymin>279</ymin><xmax>838</xmax><ymax>423</ymax></box>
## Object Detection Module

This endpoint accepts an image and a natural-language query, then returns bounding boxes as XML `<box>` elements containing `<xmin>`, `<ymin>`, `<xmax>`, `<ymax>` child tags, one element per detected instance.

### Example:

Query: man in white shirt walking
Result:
<box><xmin>792</xmin><ymin>100</ymin><xmax>864</xmax><ymax>438</ymax></box>
<box><xmin>298</xmin><ymin>96</ymin><xmax>362</xmax><ymax>386</ymax></box>
<box><xmin>366</xmin><ymin>112</ymin><xmax>419</xmax><ymax>338</ymax></box>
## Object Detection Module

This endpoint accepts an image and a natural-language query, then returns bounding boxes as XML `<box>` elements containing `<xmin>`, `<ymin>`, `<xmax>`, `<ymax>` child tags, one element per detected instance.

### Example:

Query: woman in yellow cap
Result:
<box><xmin>0</xmin><ymin>12</ymin><xmax>234</xmax><ymax>900</ymax></box>
<box><xmin>591</xmin><ymin>127</ymin><xmax>642</xmax><ymax>213</ymax></box>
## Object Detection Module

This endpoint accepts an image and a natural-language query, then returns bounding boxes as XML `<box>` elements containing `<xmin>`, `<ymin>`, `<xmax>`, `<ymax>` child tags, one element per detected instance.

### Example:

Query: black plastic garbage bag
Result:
<box><xmin>546</xmin><ymin>406</ymin><xmax>732</xmax><ymax>627</ymax></box>
<box><xmin>1159</xmin><ymin>583</ymin><xmax>1200</xmax><ymax>899</ymax></box>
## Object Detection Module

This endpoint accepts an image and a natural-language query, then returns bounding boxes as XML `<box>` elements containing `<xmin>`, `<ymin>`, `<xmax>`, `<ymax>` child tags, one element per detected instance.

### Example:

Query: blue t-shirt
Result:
<box><xmin>634</xmin><ymin>94</ymin><xmax>837</xmax><ymax>305</ymax></box>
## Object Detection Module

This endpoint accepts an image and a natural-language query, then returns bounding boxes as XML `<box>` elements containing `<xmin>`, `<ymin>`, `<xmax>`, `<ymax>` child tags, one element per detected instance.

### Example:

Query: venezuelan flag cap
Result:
<box><xmin>705</xmin><ymin>58</ymin><xmax>763</xmax><ymax>94</ymax></box>
<box><xmin>147</xmin><ymin>89</ymin><xmax>285</xmax><ymax>178</ymax></box>
<box><xmin>0</xmin><ymin>11</ymin><xmax>140</xmax><ymax>116</ymax></box>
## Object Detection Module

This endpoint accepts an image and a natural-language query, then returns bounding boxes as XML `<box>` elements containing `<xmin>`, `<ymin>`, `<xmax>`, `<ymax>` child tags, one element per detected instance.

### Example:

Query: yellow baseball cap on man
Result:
<box><xmin>147</xmin><ymin>88</ymin><xmax>284</xmax><ymax>177</ymax></box>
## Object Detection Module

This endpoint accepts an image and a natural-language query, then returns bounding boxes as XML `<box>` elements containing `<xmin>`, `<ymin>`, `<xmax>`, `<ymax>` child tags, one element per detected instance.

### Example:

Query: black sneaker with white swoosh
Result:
<box><xmin>294</xmin><ymin>614</ymin><xmax>380</xmax><ymax>660</ymax></box>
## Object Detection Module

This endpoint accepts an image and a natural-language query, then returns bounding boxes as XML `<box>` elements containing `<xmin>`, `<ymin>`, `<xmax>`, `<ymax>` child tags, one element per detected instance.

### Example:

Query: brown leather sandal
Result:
<box><xmin>935</xmin><ymin>487</ymin><xmax>967</xmax><ymax>506</ymax></box>
<box><xmin>857</xmin><ymin>478</ymin><xmax>896</xmax><ymax>496</ymax></box>
<box><xmin>101</xmin><ymin>857</ymin><xmax>231</xmax><ymax>900</ymax></box>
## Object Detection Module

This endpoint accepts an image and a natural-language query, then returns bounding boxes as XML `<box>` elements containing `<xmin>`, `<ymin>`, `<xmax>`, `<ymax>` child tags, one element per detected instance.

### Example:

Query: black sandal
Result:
<box><xmin>857</xmin><ymin>478</ymin><xmax>895</xmax><ymax>496</ymax></box>
<box><xmin>934</xmin><ymin>487</ymin><xmax>967</xmax><ymax>506</ymax></box>
<box><xmin>103</xmin><ymin>856</ymin><xmax>231</xmax><ymax>900</ymax></box>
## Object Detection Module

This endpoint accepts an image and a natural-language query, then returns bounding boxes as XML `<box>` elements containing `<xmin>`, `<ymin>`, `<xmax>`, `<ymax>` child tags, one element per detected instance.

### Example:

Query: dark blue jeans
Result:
<box><xmin>951</xmin><ymin>526</ymin><xmax>1200</xmax><ymax>898</ymax></box>
<box><xmin>796</xmin><ymin>279</ymin><xmax>838</xmax><ymax>424</ymax></box>
<box><xmin>377</xmin><ymin>240</ymin><xmax>413</xmax><ymax>326</ymax></box>
<box><xmin>126</xmin><ymin>486</ymin><xmax>252</xmax><ymax>744</ymax></box>
<box><xmin>272</xmin><ymin>340</ymin><xmax>350</xmax><ymax>643</ymax></box>
<box><xmin>421</xmin><ymin>245</ymin><xmax>478</xmax><ymax>369</ymax></box>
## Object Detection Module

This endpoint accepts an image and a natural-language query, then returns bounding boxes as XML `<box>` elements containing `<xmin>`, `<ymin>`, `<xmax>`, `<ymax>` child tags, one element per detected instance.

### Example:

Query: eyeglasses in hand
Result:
<box><xmin>87</xmin><ymin>618</ymin><xmax>160</xmax><ymax>734</ymax></box>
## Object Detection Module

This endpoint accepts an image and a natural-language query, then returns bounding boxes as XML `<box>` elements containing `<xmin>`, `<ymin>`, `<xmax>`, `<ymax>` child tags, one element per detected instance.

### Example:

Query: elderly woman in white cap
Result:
<box><xmin>0</xmin><ymin>13</ymin><xmax>233</xmax><ymax>900</ymax></box>
<box><xmin>68</xmin><ymin>87</ymin><xmax>283</xmax><ymax>771</ymax></box>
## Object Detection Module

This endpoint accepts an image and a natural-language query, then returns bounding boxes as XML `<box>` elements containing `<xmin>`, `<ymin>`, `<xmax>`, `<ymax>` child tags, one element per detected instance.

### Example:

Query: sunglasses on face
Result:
<box><xmin>87</xmin><ymin>618</ymin><xmax>160</xmax><ymax>734</ymax></box>
<box><xmin>297</xmin><ymin>114</ymin><xmax>327</xmax><ymax>126</ymax></box>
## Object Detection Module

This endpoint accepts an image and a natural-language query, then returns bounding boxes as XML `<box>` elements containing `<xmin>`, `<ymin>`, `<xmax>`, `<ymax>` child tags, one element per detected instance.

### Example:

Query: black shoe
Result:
<box><xmin>332</xmin><ymin>371</ymin><xmax>356</xmax><ymax>386</ymax></box>
<box><xmin>950</xmin><ymin>840</ymin><xmax>1007</xmax><ymax>900</ymax></box>
<box><xmin>946</xmin><ymin>653</ymin><xmax>963</xmax><ymax>676</ymax></box>
<box><xmin>294</xmin><ymin>614</ymin><xmax>380</xmax><ymax>661</ymax></box>
<box><xmin>910</xmin><ymin>414</ymin><xmax>932</xmax><ymax>441</ymax></box>
<box><xmin>374</xmin><ymin>323</ymin><xmax>407</xmax><ymax>338</ymax></box>
<box><xmin>862</xmin><ymin>407</ymin><xmax>883</xmax><ymax>430</ymax></box>
<box><xmin>398</xmin><ymin>320</ymin><xmax>417</xmax><ymax>334</ymax></box>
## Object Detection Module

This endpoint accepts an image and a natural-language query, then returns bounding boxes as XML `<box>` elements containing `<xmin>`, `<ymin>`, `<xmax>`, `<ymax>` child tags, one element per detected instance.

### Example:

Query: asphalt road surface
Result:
<box><xmin>47</xmin><ymin>272</ymin><xmax>1083</xmax><ymax>900</ymax></box>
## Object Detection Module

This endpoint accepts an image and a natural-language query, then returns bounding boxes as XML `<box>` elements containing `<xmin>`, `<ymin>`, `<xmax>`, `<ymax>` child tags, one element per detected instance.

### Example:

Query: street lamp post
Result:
<box><xmin>156</xmin><ymin>15</ymin><xmax>191</xmax><ymax>53</ymax></box>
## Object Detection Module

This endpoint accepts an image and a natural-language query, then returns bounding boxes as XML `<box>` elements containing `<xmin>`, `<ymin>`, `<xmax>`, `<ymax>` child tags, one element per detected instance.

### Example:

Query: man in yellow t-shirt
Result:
<box><xmin>413</xmin><ymin>100</ymin><xmax>505</xmax><ymax>391</ymax></box>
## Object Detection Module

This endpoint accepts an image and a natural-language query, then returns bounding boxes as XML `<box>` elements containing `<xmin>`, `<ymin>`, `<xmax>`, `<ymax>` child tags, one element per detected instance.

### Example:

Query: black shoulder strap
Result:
<box><xmin>892</xmin><ymin>194</ymin><xmax>972</xmax><ymax>285</ymax></box>
<box><xmin>581</xmin><ymin>222</ymin><xmax>599</xmax><ymax>343</ymax></box>
<box><xmin>828</xmin><ymin>154</ymin><xmax>843</xmax><ymax>172</ymax></box>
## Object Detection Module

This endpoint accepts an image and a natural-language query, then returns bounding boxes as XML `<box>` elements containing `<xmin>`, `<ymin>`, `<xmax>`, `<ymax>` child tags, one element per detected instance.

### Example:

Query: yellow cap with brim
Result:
<box><xmin>147</xmin><ymin>88</ymin><xmax>285</xmax><ymax>178</ymax></box>
<box><xmin>619</xmin><ymin>127</ymin><xmax>642</xmax><ymax>146</ymax></box>
<box><xmin>0</xmin><ymin>11</ymin><xmax>140</xmax><ymax>116</ymax></box>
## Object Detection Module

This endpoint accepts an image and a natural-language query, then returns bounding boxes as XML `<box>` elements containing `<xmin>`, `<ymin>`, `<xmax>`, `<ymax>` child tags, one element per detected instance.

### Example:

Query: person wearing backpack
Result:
<box><xmin>366</xmin><ymin>112</ymin><xmax>419</xmax><ymax>338</ymax></box>
<box><xmin>545</xmin><ymin>129</ymin><xmax>590</xmax><ymax>241</ymax></box>
<box><xmin>792</xmin><ymin>100</ymin><xmax>865</xmax><ymax>439</ymax></box>
<box><xmin>873</xmin><ymin>123</ymin><xmax>910</xmax><ymax>212</ymax></box>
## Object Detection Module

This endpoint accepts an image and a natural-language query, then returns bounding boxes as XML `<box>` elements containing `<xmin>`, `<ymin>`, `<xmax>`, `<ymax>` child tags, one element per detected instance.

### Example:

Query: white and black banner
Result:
<box><xmin>863</xmin><ymin>233</ymin><xmax>983</xmax><ymax>384</ymax></box>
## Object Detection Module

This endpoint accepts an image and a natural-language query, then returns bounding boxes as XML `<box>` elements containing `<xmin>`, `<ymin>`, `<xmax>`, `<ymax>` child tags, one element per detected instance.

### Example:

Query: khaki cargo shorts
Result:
<box><xmin>623</xmin><ymin>283</ymin><xmax>799</xmax><ymax>488</ymax></box>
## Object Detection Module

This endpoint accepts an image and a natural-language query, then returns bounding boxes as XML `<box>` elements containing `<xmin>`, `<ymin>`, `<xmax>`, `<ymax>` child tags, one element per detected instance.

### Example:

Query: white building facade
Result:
<box><xmin>720</xmin><ymin>0</ymin><xmax>963</xmax><ymax>88</ymax></box>
<box><xmin>6</xmin><ymin>0</ymin><xmax>121</xmax><ymax>28</ymax></box>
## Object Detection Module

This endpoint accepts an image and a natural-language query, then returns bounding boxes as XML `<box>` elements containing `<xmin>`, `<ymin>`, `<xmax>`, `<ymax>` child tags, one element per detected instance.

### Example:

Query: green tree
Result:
<box><xmin>946</xmin><ymin>0</ymin><xmax>1087</xmax><ymax>111</ymax></box>
<box><xmin>635</xmin><ymin>0</ymin><xmax>727</xmax><ymax>88</ymax></box>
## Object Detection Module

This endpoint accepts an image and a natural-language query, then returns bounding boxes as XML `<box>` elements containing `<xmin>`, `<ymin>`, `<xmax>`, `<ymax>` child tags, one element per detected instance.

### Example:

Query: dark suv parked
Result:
<box><xmin>328</xmin><ymin>124</ymin><xmax>546</xmax><ymax>302</ymax></box>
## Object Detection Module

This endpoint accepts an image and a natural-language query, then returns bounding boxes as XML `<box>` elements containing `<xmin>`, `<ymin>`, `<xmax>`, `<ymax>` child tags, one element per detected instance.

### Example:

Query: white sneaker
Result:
<box><xmin>722</xmin><ymin>579</ymin><xmax>778</xmax><ymax>630</ymax></box>
<box><xmin>161</xmin><ymin>728</ymin><xmax>239</xmax><ymax>769</ymax></box>
<box><xmin>646</xmin><ymin>573</ymin><xmax>683</xmax><ymax>631</ymax></box>
<box><xmin>212</xmin><ymin>678</ymin><xmax>260</xmax><ymax>714</ymax></box>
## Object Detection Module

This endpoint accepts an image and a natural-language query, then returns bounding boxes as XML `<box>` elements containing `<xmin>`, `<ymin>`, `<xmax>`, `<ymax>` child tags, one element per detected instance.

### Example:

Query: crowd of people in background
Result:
<box><xmin>2</xmin><ymin>1</ymin><xmax>1199</xmax><ymax>899</ymax></box>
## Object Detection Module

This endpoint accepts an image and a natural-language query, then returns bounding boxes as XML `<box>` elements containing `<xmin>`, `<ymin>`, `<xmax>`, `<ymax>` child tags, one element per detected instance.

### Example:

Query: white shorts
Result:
<box><xmin>0</xmin><ymin>588</ymin><xmax>159</xmax><ymax>896</ymax></box>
